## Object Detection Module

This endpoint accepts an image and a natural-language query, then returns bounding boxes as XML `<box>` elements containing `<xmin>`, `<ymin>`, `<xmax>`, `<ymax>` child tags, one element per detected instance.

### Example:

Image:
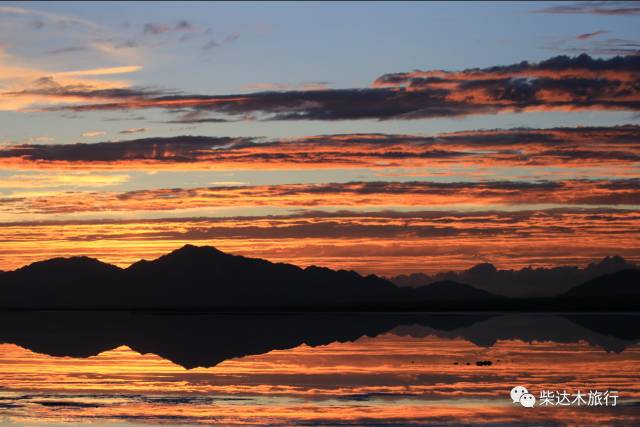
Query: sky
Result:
<box><xmin>1</xmin><ymin>1</ymin><xmax>639</xmax><ymax>274</ymax></box>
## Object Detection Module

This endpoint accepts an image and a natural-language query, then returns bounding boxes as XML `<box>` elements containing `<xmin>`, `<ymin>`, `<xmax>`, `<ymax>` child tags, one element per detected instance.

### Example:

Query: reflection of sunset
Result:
<box><xmin>1</xmin><ymin>333</ymin><xmax>639</xmax><ymax>424</ymax></box>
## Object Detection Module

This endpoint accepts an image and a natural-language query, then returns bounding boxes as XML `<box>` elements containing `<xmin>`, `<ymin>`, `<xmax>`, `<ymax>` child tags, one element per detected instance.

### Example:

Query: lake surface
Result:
<box><xmin>0</xmin><ymin>312</ymin><xmax>639</xmax><ymax>426</ymax></box>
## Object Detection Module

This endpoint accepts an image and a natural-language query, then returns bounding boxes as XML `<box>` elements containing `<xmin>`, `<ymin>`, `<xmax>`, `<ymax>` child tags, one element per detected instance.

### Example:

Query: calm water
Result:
<box><xmin>0</xmin><ymin>312</ymin><xmax>639</xmax><ymax>426</ymax></box>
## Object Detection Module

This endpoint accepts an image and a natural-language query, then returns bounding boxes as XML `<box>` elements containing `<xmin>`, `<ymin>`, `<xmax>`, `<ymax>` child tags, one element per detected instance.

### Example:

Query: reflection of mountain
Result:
<box><xmin>393</xmin><ymin>314</ymin><xmax>640</xmax><ymax>353</ymax></box>
<box><xmin>0</xmin><ymin>312</ymin><xmax>638</xmax><ymax>369</ymax></box>
<box><xmin>0</xmin><ymin>312</ymin><xmax>484</xmax><ymax>369</ymax></box>
<box><xmin>391</xmin><ymin>256</ymin><xmax>638</xmax><ymax>297</ymax></box>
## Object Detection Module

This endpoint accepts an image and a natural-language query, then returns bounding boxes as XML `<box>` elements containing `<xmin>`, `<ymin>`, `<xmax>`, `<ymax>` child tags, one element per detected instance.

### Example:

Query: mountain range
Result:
<box><xmin>0</xmin><ymin>245</ymin><xmax>638</xmax><ymax>310</ymax></box>
<box><xmin>390</xmin><ymin>256</ymin><xmax>638</xmax><ymax>297</ymax></box>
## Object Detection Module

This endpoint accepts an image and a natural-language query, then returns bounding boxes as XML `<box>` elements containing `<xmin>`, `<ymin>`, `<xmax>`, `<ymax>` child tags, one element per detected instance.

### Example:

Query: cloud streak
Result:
<box><xmin>0</xmin><ymin>5</ymin><xmax>101</xmax><ymax>29</ymax></box>
<box><xmin>2</xmin><ymin>179</ymin><xmax>639</xmax><ymax>216</ymax></box>
<box><xmin>0</xmin><ymin>46</ymin><xmax>143</xmax><ymax>111</ymax></box>
<box><xmin>532</xmin><ymin>2</ymin><xmax>640</xmax><ymax>16</ymax></box>
<box><xmin>119</xmin><ymin>127</ymin><xmax>149</xmax><ymax>134</ymax></box>
<box><xmin>576</xmin><ymin>30</ymin><xmax>608</xmax><ymax>40</ymax></box>
<box><xmin>7</xmin><ymin>54</ymin><xmax>638</xmax><ymax>120</ymax></box>
<box><xmin>81</xmin><ymin>131</ymin><xmax>107</xmax><ymax>138</ymax></box>
<box><xmin>1</xmin><ymin>126</ymin><xmax>638</xmax><ymax>171</ymax></box>
<box><xmin>0</xmin><ymin>173</ymin><xmax>129</xmax><ymax>189</ymax></box>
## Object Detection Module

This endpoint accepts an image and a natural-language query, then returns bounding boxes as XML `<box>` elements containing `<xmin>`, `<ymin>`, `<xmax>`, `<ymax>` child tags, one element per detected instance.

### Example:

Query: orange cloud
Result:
<box><xmin>9</xmin><ymin>54</ymin><xmax>639</xmax><ymax>120</ymax></box>
<box><xmin>0</xmin><ymin>126</ymin><xmax>638</xmax><ymax>171</ymax></box>
<box><xmin>2</xmin><ymin>179</ymin><xmax>639</xmax><ymax>218</ymax></box>
<box><xmin>1</xmin><ymin>208</ymin><xmax>639</xmax><ymax>275</ymax></box>
<box><xmin>0</xmin><ymin>172</ymin><xmax>129</xmax><ymax>189</ymax></box>
<box><xmin>0</xmin><ymin>46</ymin><xmax>142</xmax><ymax>111</ymax></box>
<box><xmin>373</xmin><ymin>54</ymin><xmax>640</xmax><ymax>87</ymax></box>
<box><xmin>55</xmin><ymin>65</ymin><xmax>142</xmax><ymax>77</ymax></box>
<box><xmin>81</xmin><ymin>130</ymin><xmax>107</xmax><ymax>138</ymax></box>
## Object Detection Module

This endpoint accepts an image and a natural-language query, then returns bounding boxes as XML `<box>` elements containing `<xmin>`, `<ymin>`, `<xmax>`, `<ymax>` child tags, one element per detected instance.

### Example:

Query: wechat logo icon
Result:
<box><xmin>511</xmin><ymin>385</ymin><xmax>536</xmax><ymax>408</ymax></box>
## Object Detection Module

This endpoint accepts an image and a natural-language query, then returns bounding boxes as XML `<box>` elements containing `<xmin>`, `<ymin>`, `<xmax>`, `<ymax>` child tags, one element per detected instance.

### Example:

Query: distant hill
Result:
<box><xmin>0</xmin><ymin>245</ymin><xmax>499</xmax><ymax>310</ymax></box>
<box><xmin>412</xmin><ymin>281</ymin><xmax>501</xmax><ymax>300</ymax></box>
<box><xmin>563</xmin><ymin>269</ymin><xmax>640</xmax><ymax>299</ymax></box>
<box><xmin>390</xmin><ymin>256</ymin><xmax>638</xmax><ymax>298</ymax></box>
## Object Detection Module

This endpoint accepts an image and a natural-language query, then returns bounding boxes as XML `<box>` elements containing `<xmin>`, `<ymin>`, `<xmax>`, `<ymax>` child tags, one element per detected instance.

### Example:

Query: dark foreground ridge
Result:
<box><xmin>0</xmin><ymin>245</ymin><xmax>638</xmax><ymax>310</ymax></box>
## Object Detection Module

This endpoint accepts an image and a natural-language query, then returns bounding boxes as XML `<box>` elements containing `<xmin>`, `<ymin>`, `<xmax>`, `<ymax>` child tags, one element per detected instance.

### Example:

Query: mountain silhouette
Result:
<box><xmin>124</xmin><ymin>244</ymin><xmax>400</xmax><ymax>307</ymax></box>
<box><xmin>411</xmin><ymin>280</ymin><xmax>501</xmax><ymax>300</ymax></box>
<box><xmin>563</xmin><ymin>269</ymin><xmax>640</xmax><ymax>298</ymax></box>
<box><xmin>390</xmin><ymin>255</ymin><xmax>638</xmax><ymax>297</ymax></box>
<box><xmin>0</xmin><ymin>245</ymin><xmax>637</xmax><ymax>310</ymax></box>
<box><xmin>0</xmin><ymin>312</ymin><xmax>637</xmax><ymax>369</ymax></box>
<box><xmin>0</xmin><ymin>245</ymin><xmax>502</xmax><ymax>310</ymax></box>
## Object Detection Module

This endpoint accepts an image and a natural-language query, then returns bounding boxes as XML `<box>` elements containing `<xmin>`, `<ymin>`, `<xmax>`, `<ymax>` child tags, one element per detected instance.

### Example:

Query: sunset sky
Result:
<box><xmin>1</xmin><ymin>1</ymin><xmax>640</xmax><ymax>274</ymax></box>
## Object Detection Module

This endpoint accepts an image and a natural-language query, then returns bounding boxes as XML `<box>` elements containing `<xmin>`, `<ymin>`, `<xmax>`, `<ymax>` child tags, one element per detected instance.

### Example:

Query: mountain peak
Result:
<box><xmin>126</xmin><ymin>244</ymin><xmax>230</xmax><ymax>272</ymax></box>
<box><xmin>16</xmin><ymin>256</ymin><xmax>120</xmax><ymax>274</ymax></box>
<box><xmin>597</xmin><ymin>255</ymin><xmax>629</xmax><ymax>268</ymax></box>
<box><xmin>170</xmin><ymin>244</ymin><xmax>226</xmax><ymax>257</ymax></box>
<box><xmin>8</xmin><ymin>256</ymin><xmax>121</xmax><ymax>284</ymax></box>
<box><xmin>162</xmin><ymin>244</ymin><xmax>230</xmax><ymax>263</ymax></box>
<box><xmin>466</xmin><ymin>263</ymin><xmax>497</xmax><ymax>275</ymax></box>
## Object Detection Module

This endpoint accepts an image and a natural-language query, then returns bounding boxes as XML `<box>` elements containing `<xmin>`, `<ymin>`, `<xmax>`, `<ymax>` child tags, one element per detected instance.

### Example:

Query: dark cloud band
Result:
<box><xmin>10</xmin><ymin>54</ymin><xmax>639</xmax><ymax>121</ymax></box>
<box><xmin>1</xmin><ymin>125</ymin><xmax>638</xmax><ymax>170</ymax></box>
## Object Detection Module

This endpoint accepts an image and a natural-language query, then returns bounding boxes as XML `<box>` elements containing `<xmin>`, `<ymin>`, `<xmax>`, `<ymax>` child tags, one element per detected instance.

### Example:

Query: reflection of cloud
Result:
<box><xmin>0</xmin><ymin>316</ymin><xmax>638</xmax><ymax>426</ymax></box>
